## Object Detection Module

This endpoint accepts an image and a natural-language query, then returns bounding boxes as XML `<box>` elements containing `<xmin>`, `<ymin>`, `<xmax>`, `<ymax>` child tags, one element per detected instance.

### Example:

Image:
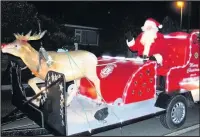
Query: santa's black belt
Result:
<box><xmin>139</xmin><ymin>55</ymin><xmax>148</xmax><ymax>59</ymax></box>
<box><xmin>139</xmin><ymin>55</ymin><xmax>157</xmax><ymax>61</ymax></box>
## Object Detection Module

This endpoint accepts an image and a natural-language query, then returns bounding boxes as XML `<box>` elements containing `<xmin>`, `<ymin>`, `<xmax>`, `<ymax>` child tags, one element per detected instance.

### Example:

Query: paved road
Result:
<box><xmin>1</xmin><ymin>90</ymin><xmax>199</xmax><ymax>136</ymax></box>
<box><xmin>93</xmin><ymin>104</ymin><xmax>199</xmax><ymax>136</ymax></box>
<box><xmin>180</xmin><ymin>128</ymin><xmax>200</xmax><ymax>136</ymax></box>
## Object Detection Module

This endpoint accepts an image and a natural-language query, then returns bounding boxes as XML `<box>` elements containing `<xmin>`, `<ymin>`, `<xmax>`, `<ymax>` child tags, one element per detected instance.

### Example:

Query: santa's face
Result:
<box><xmin>140</xmin><ymin>26</ymin><xmax>158</xmax><ymax>47</ymax></box>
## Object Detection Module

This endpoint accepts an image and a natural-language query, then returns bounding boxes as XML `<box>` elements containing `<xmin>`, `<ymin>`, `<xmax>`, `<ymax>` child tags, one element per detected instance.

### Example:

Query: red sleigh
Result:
<box><xmin>1</xmin><ymin>30</ymin><xmax>199</xmax><ymax>136</ymax></box>
<box><xmin>80</xmin><ymin>30</ymin><xmax>199</xmax><ymax>103</ymax></box>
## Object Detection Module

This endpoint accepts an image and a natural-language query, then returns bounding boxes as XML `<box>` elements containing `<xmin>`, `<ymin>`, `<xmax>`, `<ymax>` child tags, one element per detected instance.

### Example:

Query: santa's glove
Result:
<box><xmin>149</xmin><ymin>56</ymin><xmax>157</xmax><ymax>61</ymax></box>
<box><xmin>139</xmin><ymin>55</ymin><xmax>148</xmax><ymax>59</ymax></box>
<box><xmin>140</xmin><ymin>55</ymin><xmax>148</xmax><ymax>63</ymax></box>
<box><xmin>125</xmin><ymin>31</ymin><xmax>133</xmax><ymax>42</ymax></box>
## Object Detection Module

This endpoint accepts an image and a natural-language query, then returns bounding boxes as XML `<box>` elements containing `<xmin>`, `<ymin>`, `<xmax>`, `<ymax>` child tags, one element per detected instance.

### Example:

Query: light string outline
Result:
<box><xmin>165</xmin><ymin>31</ymin><xmax>199</xmax><ymax>92</ymax></box>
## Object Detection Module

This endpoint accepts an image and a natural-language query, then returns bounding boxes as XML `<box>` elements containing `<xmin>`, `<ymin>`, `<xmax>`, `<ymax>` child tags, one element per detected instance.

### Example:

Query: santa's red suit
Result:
<box><xmin>128</xmin><ymin>32</ymin><xmax>164</xmax><ymax>56</ymax></box>
<box><xmin>126</xmin><ymin>18</ymin><xmax>165</xmax><ymax>65</ymax></box>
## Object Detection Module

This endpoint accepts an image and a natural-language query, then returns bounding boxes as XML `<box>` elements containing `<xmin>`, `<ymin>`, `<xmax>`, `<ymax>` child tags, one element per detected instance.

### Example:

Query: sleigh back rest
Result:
<box><xmin>162</xmin><ymin>32</ymin><xmax>190</xmax><ymax>68</ymax></box>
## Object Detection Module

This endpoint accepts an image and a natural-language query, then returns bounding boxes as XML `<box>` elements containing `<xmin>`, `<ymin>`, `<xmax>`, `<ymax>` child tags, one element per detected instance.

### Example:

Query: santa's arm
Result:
<box><xmin>149</xmin><ymin>34</ymin><xmax>165</xmax><ymax>65</ymax></box>
<box><xmin>125</xmin><ymin>31</ymin><xmax>135</xmax><ymax>47</ymax></box>
<box><xmin>125</xmin><ymin>31</ymin><xmax>140</xmax><ymax>51</ymax></box>
<box><xmin>126</xmin><ymin>38</ymin><xmax>135</xmax><ymax>47</ymax></box>
<box><xmin>149</xmin><ymin>54</ymin><xmax>163</xmax><ymax>65</ymax></box>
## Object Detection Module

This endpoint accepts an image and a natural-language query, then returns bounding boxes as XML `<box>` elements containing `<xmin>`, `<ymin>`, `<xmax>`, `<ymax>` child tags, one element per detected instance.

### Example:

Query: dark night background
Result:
<box><xmin>2</xmin><ymin>1</ymin><xmax>200</xmax><ymax>49</ymax></box>
<box><xmin>29</xmin><ymin>1</ymin><xmax>199</xmax><ymax>29</ymax></box>
<box><xmin>1</xmin><ymin>1</ymin><xmax>200</xmax><ymax>84</ymax></box>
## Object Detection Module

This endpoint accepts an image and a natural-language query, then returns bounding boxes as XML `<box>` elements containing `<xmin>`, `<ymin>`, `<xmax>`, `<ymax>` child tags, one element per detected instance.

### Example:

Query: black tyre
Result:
<box><xmin>160</xmin><ymin>94</ymin><xmax>188</xmax><ymax>130</ymax></box>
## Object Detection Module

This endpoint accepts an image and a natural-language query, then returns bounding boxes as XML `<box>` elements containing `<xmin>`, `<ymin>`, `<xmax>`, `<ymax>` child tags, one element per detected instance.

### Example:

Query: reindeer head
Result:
<box><xmin>1</xmin><ymin>30</ymin><xmax>47</xmax><ymax>57</ymax></box>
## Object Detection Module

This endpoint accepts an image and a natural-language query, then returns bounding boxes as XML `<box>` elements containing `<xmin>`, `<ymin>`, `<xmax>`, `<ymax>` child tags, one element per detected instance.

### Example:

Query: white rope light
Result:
<box><xmin>166</xmin><ymin>31</ymin><xmax>199</xmax><ymax>92</ymax></box>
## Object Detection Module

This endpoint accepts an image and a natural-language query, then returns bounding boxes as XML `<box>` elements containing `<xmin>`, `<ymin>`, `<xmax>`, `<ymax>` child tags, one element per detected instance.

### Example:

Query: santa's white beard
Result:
<box><xmin>140</xmin><ymin>29</ymin><xmax>158</xmax><ymax>55</ymax></box>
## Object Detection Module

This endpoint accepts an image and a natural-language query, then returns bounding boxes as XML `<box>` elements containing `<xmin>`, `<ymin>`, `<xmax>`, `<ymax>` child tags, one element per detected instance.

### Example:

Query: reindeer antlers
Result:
<box><xmin>28</xmin><ymin>30</ymin><xmax>47</xmax><ymax>41</ymax></box>
<box><xmin>13</xmin><ymin>30</ymin><xmax>47</xmax><ymax>41</ymax></box>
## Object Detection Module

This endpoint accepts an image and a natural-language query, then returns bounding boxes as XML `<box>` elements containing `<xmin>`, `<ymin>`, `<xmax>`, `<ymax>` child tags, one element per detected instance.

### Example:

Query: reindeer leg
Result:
<box><xmin>66</xmin><ymin>79</ymin><xmax>80</xmax><ymax>107</ymax></box>
<box><xmin>87</xmin><ymin>75</ymin><xmax>102</xmax><ymax>104</ymax></box>
<box><xmin>74</xmin><ymin>79</ymin><xmax>80</xmax><ymax>93</ymax></box>
<box><xmin>85</xmin><ymin>63</ymin><xmax>102</xmax><ymax>104</ymax></box>
<box><xmin>28</xmin><ymin>77</ymin><xmax>44</xmax><ymax>106</ymax></box>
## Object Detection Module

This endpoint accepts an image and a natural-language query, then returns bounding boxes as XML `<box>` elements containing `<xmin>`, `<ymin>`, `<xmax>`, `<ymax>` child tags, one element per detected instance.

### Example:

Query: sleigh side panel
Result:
<box><xmin>166</xmin><ymin>31</ymin><xmax>200</xmax><ymax>92</ymax></box>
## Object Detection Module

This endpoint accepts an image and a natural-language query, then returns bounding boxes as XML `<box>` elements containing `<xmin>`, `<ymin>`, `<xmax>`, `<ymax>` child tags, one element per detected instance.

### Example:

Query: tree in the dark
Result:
<box><xmin>38</xmin><ymin>14</ymin><xmax>77</xmax><ymax>50</ymax></box>
<box><xmin>100</xmin><ymin>14</ymin><xmax>141</xmax><ymax>57</ymax></box>
<box><xmin>1</xmin><ymin>1</ymin><xmax>74</xmax><ymax>51</ymax></box>
<box><xmin>1</xmin><ymin>1</ymin><xmax>38</xmax><ymax>43</ymax></box>
<box><xmin>1</xmin><ymin>1</ymin><xmax>75</xmax><ymax>83</ymax></box>
<box><xmin>161</xmin><ymin>16</ymin><xmax>180</xmax><ymax>34</ymax></box>
<box><xmin>1</xmin><ymin>1</ymin><xmax>39</xmax><ymax>75</ymax></box>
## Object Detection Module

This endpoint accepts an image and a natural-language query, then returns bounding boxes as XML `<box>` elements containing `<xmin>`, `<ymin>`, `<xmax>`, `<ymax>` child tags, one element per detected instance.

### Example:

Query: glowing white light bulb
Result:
<box><xmin>123</xmin><ymin>93</ymin><xmax>127</xmax><ymax>97</ymax></box>
<box><xmin>88</xmin><ymin>128</ymin><xmax>92</xmax><ymax>133</ymax></box>
<box><xmin>120</xmin><ymin>119</ymin><xmax>123</xmax><ymax>124</ymax></box>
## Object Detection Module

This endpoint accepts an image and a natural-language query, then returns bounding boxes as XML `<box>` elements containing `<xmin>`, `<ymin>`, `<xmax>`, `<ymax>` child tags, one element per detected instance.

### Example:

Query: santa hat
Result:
<box><xmin>143</xmin><ymin>18</ymin><xmax>163</xmax><ymax>29</ymax></box>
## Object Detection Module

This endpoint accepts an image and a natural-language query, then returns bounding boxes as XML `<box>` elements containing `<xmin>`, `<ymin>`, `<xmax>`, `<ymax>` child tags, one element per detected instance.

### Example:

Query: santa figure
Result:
<box><xmin>125</xmin><ymin>18</ymin><xmax>165</xmax><ymax>65</ymax></box>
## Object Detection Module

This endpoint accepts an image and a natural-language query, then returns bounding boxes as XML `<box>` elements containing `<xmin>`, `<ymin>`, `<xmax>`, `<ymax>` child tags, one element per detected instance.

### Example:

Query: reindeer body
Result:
<box><xmin>22</xmin><ymin>48</ymin><xmax>98</xmax><ymax>81</ymax></box>
<box><xmin>1</xmin><ymin>31</ymin><xmax>102</xmax><ymax>106</ymax></box>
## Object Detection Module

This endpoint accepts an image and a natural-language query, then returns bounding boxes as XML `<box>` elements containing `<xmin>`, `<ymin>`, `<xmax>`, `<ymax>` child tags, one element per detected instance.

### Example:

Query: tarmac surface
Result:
<box><xmin>94</xmin><ymin>104</ymin><xmax>199</xmax><ymax>136</ymax></box>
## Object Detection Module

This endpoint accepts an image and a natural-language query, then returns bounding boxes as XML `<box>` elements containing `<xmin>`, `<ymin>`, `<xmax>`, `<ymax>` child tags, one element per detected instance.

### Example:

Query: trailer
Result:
<box><xmin>1</xmin><ymin>30</ymin><xmax>199</xmax><ymax>136</ymax></box>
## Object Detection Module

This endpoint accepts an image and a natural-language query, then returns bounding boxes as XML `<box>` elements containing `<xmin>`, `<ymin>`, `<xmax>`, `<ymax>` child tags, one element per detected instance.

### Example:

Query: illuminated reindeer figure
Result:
<box><xmin>1</xmin><ymin>31</ymin><xmax>102</xmax><ymax>106</ymax></box>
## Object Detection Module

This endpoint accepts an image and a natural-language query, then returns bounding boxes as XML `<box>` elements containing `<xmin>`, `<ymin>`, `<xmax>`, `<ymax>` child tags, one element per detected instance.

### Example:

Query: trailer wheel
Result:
<box><xmin>160</xmin><ymin>94</ymin><xmax>188</xmax><ymax>130</ymax></box>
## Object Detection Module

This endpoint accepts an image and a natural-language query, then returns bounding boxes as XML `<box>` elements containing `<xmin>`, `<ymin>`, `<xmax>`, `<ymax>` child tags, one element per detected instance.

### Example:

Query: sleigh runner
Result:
<box><xmin>1</xmin><ymin>30</ymin><xmax>199</xmax><ymax>136</ymax></box>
